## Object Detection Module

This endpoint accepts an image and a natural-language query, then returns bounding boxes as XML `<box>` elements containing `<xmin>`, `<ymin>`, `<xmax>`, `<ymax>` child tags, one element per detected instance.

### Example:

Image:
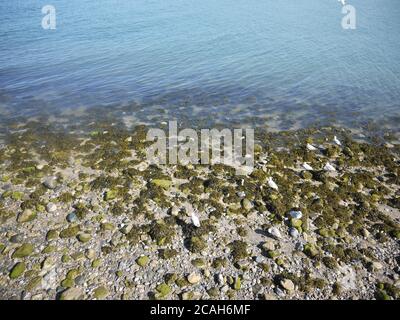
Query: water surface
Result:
<box><xmin>0</xmin><ymin>0</ymin><xmax>399</xmax><ymax>131</ymax></box>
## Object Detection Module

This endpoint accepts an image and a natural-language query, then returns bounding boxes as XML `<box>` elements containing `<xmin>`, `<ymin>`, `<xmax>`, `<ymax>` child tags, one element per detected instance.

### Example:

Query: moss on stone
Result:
<box><xmin>12</xmin><ymin>243</ymin><xmax>34</xmax><ymax>258</ymax></box>
<box><xmin>229</xmin><ymin>240</ymin><xmax>249</xmax><ymax>262</ymax></box>
<box><xmin>10</xmin><ymin>262</ymin><xmax>25</xmax><ymax>279</ymax></box>
<box><xmin>155</xmin><ymin>283</ymin><xmax>171</xmax><ymax>298</ymax></box>
<box><xmin>136</xmin><ymin>256</ymin><xmax>150</xmax><ymax>267</ymax></box>
<box><xmin>93</xmin><ymin>286</ymin><xmax>109</xmax><ymax>299</ymax></box>
<box><xmin>59</xmin><ymin>225</ymin><xmax>80</xmax><ymax>238</ymax></box>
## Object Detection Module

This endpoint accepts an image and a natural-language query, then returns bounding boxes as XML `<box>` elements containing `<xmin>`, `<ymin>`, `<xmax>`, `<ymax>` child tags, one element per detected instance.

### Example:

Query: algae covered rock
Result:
<box><xmin>136</xmin><ymin>255</ymin><xmax>149</xmax><ymax>267</ymax></box>
<box><xmin>304</xmin><ymin>243</ymin><xmax>319</xmax><ymax>258</ymax></box>
<box><xmin>155</xmin><ymin>283</ymin><xmax>171</xmax><ymax>298</ymax></box>
<box><xmin>93</xmin><ymin>286</ymin><xmax>109</xmax><ymax>299</ymax></box>
<box><xmin>188</xmin><ymin>236</ymin><xmax>207</xmax><ymax>253</ymax></box>
<box><xmin>151</xmin><ymin>179</ymin><xmax>172</xmax><ymax>189</ymax></box>
<box><xmin>10</xmin><ymin>262</ymin><xmax>26</xmax><ymax>279</ymax></box>
<box><xmin>233</xmin><ymin>277</ymin><xmax>241</xmax><ymax>290</ymax></box>
<box><xmin>77</xmin><ymin>232</ymin><xmax>91</xmax><ymax>243</ymax></box>
<box><xmin>12</xmin><ymin>243</ymin><xmax>34</xmax><ymax>258</ymax></box>
<box><xmin>104</xmin><ymin>189</ymin><xmax>118</xmax><ymax>201</ymax></box>
<box><xmin>59</xmin><ymin>225</ymin><xmax>80</xmax><ymax>238</ymax></box>
<box><xmin>25</xmin><ymin>276</ymin><xmax>42</xmax><ymax>291</ymax></box>
<box><xmin>17</xmin><ymin>209</ymin><xmax>37</xmax><ymax>223</ymax></box>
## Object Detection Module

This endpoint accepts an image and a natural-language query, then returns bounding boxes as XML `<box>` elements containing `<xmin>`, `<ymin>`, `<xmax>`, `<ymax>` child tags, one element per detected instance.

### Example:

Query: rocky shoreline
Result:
<box><xmin>0</xmin><ymin>120</ymin><xmax>399</xmax><ymax>300</ymax></box>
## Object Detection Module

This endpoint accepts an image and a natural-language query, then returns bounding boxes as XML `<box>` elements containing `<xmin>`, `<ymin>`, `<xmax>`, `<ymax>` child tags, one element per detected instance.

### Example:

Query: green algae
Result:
<box><xmin>59</xmin><ymin>225</ymin><xmax>80</xmax><ymax>238</ymax></box>
<box><xmin>10</xmin><ymin>262</ymin><xmax>26</xmax><ymax>279</ymax></box>
<box><xmin>229</xmin><ymin>240</ymin><xmax>249</xmax><ymax>262</ymax></box>
<box><xmin>12</xmin><ymin>243</ymin><xmax>34</xmax><ymax>258</ymax></box>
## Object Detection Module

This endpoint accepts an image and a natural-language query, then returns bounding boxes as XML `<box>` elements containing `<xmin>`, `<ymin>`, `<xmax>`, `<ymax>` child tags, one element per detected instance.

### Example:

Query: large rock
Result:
<box><xmin>12</xmin><ymin>243</ymin><xmax>34</xmax><ymax>258</ymax></box>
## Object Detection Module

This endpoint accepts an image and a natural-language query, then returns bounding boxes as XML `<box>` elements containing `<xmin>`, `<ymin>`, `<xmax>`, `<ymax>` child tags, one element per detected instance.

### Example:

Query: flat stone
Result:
<box><xmin>12</xmin><ymin>243</ymin><xmax>34</xmax><ymax>258</ymax></box>
<box><xmin>59</xmin><ymin>287</ymin><xmax>84</xmax><ymax>300</ymax></box>
<box><xmin>169</xmin><ymin>206</ymin><xmax>180</xmax><ymax>216</ymax></box>
<box><xmin>17</xmin><ymin>209</ymin><xmax>37</xmax><ymax>223</ymax></box>
<box><xmin>136</xmin><ymin>256</ymin><xmax>149</xmax><ymax>267</ymax></box>
<box><xmin>262</xmin><ymin>240</ymin><xmax>275</xmax><ymax>251</ymax></box>
<box><xmin>41</xmin><ymin>257</ymin><xmax>56</xmax><ymax>271</ymax></box>
<box><xmin>267</xmin><ymin>227</ymin><xmax>281</xmax><ymax>239</ymax></box>
<box><xmin>369</xmin><ymin>261</ymin><xmax>383</xmax><ymax>272</ymax></box>
<box><xmin>9</xmin><ymin>234</ymin><xmax>24</xmax><ymax>243</ymax></box>
<box><xmin>187</xmin><ymin>272</ymin><xmax>201</xmax><ymax>284</ymax></box>
<box><xmin>280</xmin><ymin>279</ymin><xmax>295</xmax><ymax>292</ymax></box>
<box><xmin>77</xmin><ymin>233</ymin><xmax>91</xmax><ymax>243</ymax></box>
<box><xmin>93</xmin><ymin>286</ymin><xmax>109</xmax><ymax>299</ymax></box>
<box><xmin>10</xmin><ymin>262</ymin><xmax>25</xmax><ymax>279</ymax></box>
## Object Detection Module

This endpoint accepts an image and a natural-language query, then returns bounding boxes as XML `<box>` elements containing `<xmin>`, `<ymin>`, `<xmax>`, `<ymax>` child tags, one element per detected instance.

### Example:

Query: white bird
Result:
<box><xmin>267</xmin><ymin>177</ymin><xmax>279</xmax><ymax>190</ymax></box>
<box><xmin>338</xmin><ymin>0</ymin><xmax>346</xmax><ymax>6</ymax></box>
<box><xmin>191</xmin><ymin>211</ymin><xmax>201</xmax><ymax>228</ymax></box>
<box><xmin>302</xmin><ymin>163</ymin><xmax>314</xmax><ymax>171</ymax></box>
<box><xmin>306</xmin><ymin>143</ymin><xmax>317</xmax><ymax>151</ymax></box>
<box><xmin>333</xmin><ymin>136</ymin><xmax>342</xmax><ymax>146</ymax></box>
<box><xmin>324</xmin><ymin>162</ymin><xmax>336</xmax><ymax>172</ymax></box>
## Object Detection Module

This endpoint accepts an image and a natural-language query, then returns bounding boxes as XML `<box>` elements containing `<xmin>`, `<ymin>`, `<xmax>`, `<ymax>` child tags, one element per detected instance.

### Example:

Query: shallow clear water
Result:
<box><xmin>0</xmin><ymin>0</ymin><xmax>399</xmax><ymax>131</ymax></box>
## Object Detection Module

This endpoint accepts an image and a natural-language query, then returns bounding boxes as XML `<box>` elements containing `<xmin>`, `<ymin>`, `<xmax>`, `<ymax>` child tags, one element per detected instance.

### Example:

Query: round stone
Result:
<box><xmin>66</xmin><ymin>213</ymin><xmax>78</xmax><ymax>223</ymax></box>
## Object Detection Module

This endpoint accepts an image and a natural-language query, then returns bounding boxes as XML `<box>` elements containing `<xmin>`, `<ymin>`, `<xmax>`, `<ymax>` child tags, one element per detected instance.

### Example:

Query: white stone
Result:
<box><xmin>46</xmin><ymin>202</ymin><xmax>57</xmax><ymax>213</ymax></box>
<box><xmin>187</xmin><ymin>272</ymin><xmax>201</xmax><ymax>284</ymax></box>
<box><xmin>288</xmin><ymin>210</ymin><xmax>303</xmax><ymax>219</ymax></box>
<box><xmin>267</xmin><ymin>227</ymin><xmax>281</xmax><ymax>239</ymax></box>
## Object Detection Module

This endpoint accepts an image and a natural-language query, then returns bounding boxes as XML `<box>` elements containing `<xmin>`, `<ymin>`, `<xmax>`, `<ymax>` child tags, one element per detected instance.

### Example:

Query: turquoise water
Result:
<box><xmin>0</xmin><ymin>0</ymin><xmax>400</xmax><ymax>130</ymax></box>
